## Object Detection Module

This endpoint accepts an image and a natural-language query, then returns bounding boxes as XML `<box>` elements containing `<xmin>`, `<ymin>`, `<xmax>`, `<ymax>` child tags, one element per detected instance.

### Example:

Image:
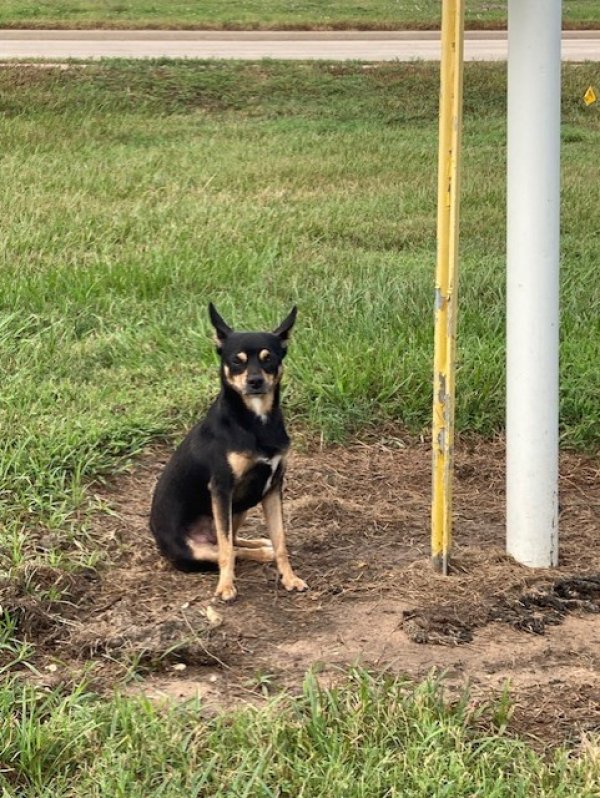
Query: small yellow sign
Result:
<box><xmin>583</xmin><ymin>86</ymin><xmax>597</xmax><ymax>106</ymax></box>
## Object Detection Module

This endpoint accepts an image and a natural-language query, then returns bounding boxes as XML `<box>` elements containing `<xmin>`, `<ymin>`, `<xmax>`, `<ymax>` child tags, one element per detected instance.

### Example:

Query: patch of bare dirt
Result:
<box><xmin>6</xmin><ymin>433</ymin><xmax>600</xmax><ymax>748</ymax></box>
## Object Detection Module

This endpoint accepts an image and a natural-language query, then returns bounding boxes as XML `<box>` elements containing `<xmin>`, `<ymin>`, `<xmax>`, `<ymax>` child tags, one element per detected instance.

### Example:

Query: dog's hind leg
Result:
<box><xmin>233</xmin><ymin>511</ymin><xmax>273</xmax><ymax>550</ymax></box>
<box><xmin>236</xmin><ymin>537</ymin><xmax>273</xmax><ymax>549</ymax></box>
<box><xmin>186</xmin><ymin>540</ymin><xmax>273</xmax><ymax>564</ymax></box>
<box><xmin>187</xmin><ymin>541</ymin><xmax>219</xmax><ymax>563</ymax></box>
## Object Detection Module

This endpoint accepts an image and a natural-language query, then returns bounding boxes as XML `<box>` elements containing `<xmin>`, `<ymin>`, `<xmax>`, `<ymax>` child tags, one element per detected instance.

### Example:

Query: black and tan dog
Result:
<box><xmin>150</xmin><ymin>303</ymin><xmax>307</xmax><ymax>602</ymax></box>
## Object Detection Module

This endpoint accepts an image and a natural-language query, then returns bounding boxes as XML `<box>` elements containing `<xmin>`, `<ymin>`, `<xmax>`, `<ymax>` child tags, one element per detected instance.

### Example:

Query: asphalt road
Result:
<box><xmin>1</xmin><ymin>29</ymin><xmax>600</xmax><ymax>61</ymax></box>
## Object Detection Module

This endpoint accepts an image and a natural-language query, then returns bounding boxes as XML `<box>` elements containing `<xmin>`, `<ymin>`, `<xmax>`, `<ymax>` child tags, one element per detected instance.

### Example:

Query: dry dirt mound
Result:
<box><xmin>5</xmin><ymin>434</ymin><xmax>600</xmax><ymax>748</ymax></box>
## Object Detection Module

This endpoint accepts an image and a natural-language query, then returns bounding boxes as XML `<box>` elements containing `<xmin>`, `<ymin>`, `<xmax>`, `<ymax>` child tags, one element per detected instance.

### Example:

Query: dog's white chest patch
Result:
<box><xmin>248</xmin><ymin>396</ymin><xmax>267</xmax><ymax>423</ymax></box>
<box><xmin>260</xmin><ymin>454</ymin><xmax>282</xmax><ymax>495</ymax></box>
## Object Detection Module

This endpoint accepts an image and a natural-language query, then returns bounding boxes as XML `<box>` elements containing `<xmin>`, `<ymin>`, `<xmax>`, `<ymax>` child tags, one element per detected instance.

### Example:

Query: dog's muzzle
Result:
<box><xmin>245</xmin><ymin>376</ymin><xmax>267</xmax><ymax>394</ymax></box>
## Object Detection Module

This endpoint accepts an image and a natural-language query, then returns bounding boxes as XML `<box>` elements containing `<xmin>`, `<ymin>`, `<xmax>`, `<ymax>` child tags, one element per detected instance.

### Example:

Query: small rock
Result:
<box><xmin>205</xmin><ymin>605</ymin><xmax>223</xmax><ymax>628</ymax></box>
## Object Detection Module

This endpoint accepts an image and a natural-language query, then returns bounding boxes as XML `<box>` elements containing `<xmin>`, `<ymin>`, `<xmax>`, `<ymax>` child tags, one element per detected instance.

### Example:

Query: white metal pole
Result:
<box><xmin>507</xmin><ymin>0</ymin><xmax>561</xmax><ymax>567</ymax></box>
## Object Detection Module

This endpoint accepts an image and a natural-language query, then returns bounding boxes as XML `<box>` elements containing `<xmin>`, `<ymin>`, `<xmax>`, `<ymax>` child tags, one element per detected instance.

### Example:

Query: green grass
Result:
<box><xmin>0</xmin><ymin>671</ymin><xmax>598</xmax><ymax>796</ymax></box>
<box><xmin>1</xmin><ymin>60</ymin><xmax>600</xmax><ymax>573</ymax></box>
<box><xmin>1</xmin><ymin>1</ymin><xmax>599</xmax><ymax>30</ymax></box>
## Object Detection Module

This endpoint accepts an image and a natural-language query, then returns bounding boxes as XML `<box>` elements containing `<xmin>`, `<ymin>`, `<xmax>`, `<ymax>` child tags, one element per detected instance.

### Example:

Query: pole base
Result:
<box><xmin>431</xmin><ymin>553</ymin><xmax>449</xmax><ymax>575</ymax></box>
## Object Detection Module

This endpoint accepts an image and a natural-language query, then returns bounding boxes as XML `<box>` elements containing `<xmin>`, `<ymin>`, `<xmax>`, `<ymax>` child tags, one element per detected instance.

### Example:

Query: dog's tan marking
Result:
<box><xmin>259</xmin><ymin>349</ymin><xmax>270</xmax><ymax>362</ymax></box>
<box><xmin>187</xmin><ymin>539</ymin><xmax>274</xmax><ymax>564</ymax></box>
<box><xmin>211</xmin><ymin>492</ymin><xmax>236</xmax><ymax>601</ymax></box>
<box><xmin>224</xmin><ymin>365</ymin><xmax>246</xmax><ymax>393</ymax></box>
<box><xmin>227</xmin><ymin>451</ymin><xmax>255</xmax><ymax>479</ymax></box>
<box><xmin>187</xmin><ymin>540</ymin><xmax>219</xmax><ymax>562</ymax></box>
<box><xmin>243</xmin><ymin>393</ymin><xmax>274</xmax><ymax>419</ymax></box>
<box><xmin>262</xmin><ymin>488</ymin><xmax>308</xmax><ymax>592</ymax></box>
<box><xmin>263</xmin><ymin>369</ymin><xmax>277</xmax><ymax>388</ymax></box>
<box><xmin>236</xmin><ymin>352</ymin><xmax>248</xmax><ymax>363</ymax></box>
<box><xmin>260</xmin><ymin>366</ymin><xmax>282</xmax><ymax>390</ymax></box>
<box><xmin>236</xmin><ymin>536</ymin><xmax>272</xmax><ymax>549</ymax></box>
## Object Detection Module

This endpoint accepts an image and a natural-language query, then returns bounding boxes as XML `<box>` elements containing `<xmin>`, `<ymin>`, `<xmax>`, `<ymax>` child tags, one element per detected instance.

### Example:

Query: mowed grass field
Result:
<box><xmin>1</xmin><ymin>0</ymin><xmax>599</xmax><ymax>30</ymax></box>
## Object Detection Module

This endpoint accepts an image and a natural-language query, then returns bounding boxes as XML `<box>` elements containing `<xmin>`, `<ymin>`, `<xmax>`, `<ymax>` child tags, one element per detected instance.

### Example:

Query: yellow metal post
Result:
<box><xmin>432</xmin><ymin>0</ymin><xmax>465</xmax><ymax>574</ymax></box>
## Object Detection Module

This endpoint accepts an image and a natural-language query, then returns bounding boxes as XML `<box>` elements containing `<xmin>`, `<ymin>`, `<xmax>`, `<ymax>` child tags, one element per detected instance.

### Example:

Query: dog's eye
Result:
<box><xmin>259</xmin><ymin>349</ymin><xmax>272</xmax><ymax>364</ymax></box>
<box><xmin>232</xmin><ymin>353</ymin><xmax>247</xmax><ymax>367</ymax></box>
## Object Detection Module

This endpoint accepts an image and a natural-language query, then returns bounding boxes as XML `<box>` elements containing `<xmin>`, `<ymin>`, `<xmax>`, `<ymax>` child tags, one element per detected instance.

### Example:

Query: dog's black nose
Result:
<box><xmin>247</xmin><ymin>374</ymin><xmax>265</xmax><ymax>390</ymax></box>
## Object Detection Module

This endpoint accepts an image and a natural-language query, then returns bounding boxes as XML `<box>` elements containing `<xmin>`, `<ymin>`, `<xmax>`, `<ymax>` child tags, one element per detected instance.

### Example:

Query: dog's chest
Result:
<box><xmin>228</xmin><ymin>451</ymin><xmax>284</xmax><ymax>508</ymax></box>
<box><xmin>255</xmin><ymin>454</ymin><xmax>282</xmax><ymax>494</ymax></box>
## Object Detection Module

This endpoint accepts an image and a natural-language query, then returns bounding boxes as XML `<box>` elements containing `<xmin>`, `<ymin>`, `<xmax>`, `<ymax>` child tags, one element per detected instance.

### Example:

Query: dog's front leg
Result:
<box><xmin>211</xmin><ymin>487</ymin><xmax>237</xmax><ymax>602</ymax></box>
<box><xmin>262</xmin><ymin>488</ymin><xmax>307</xmax><ymax>592</ymax></box>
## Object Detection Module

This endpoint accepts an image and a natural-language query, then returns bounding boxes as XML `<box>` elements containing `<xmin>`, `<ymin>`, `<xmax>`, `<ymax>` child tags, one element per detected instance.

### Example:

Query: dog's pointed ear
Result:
<box><xmin>208</xmin><ymin>303</ymin><xmax>233</xmax><ymax>349</ymax></box>
<box><xmin>273</xmin><ymin>306</ymin><xmax>297</xmax><ymax>349</ymax></box>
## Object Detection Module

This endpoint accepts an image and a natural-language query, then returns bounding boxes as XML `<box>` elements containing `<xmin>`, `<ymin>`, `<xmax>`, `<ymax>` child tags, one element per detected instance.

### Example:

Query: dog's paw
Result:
<box><xmin>215</xmin><ymin>582</ymin><xmax>237</xmax><ymax>602</ymax></box>
<box><xmin>282</xmin><ymin>573</ymin><xmax>308</xmax><ymax>592</ymax></box>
